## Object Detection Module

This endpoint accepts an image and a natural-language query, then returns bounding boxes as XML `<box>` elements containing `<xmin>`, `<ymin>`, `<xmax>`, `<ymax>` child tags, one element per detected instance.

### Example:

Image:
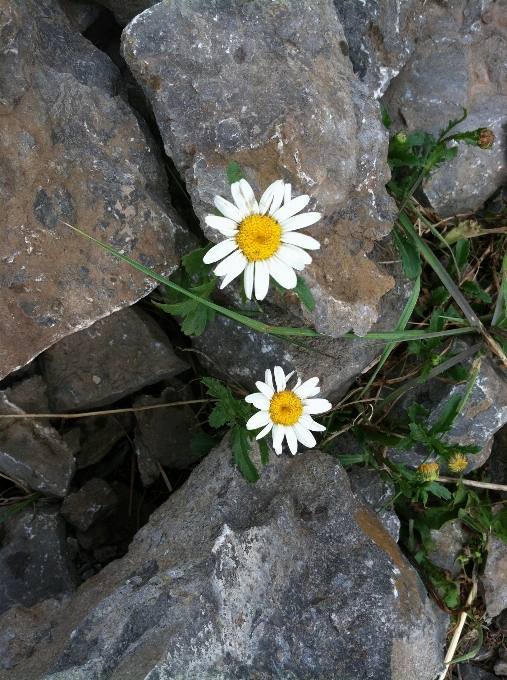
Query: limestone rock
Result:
<box><xmin>134</xmin><ymin>386</ymin><xmax>201</xmax><ymax>486</ymax></box>
<box><xmin>0</xmin><ymin>394</ymin><xmax>76</xmax><ymax>497</ymax></box>
<box><xmin>0</xmin><ymin>439</ymin><xmax>447</xmax><ymax>680</ymax></box>
<box><xmin>0</xmin><ymin>0</ymin><xmax>184</xmax><ymax>380</ymax></box>
<box><xmin>91</xmin><ymin>0</ymin><xmax>155</xmax><ymax>26</ymax></box>
<box><xmin>61</xmin><ymin>478</ymin><xmax>118</xmax><ymax>532</ymax></box>
<box><xmin>122</xmin><ymin>0</ymin><xmax>397</xmax><ymax>339</ymax></box>
<box><xmin>429</xmin><ymin>520</ymin><xmax>468</xmax><ymax>579</ymax></box>
<box><xmin>481</xmin><ymin>535</ymin><xmax>507</xmax><ymax>618</ymax></box>
<box><xmin>4</xmin><ymin>375</ymin><xmax>50</xmax><ymax>415</ymax></box>
<box><xmin>381</xmin><ymin>1</ymin><xmax>507</xmax><ymax>215</ymax></box>
<box><xmin>72</xmin><ymin>412</ymin><xmax>133</xmax><ymax>469</ymax></box>
<box><xmin>347</xmin><ymin>465</ymin><xmax>400</xmax><ymax>542</ymax></box>
<box><xmin>40</xmin><ymin>306</ymin><xmax>189</xmax><ymax>412</ymax></box>
<box><xmin>58</xmin><ymin>0</ymin><xmax>102</xmax><ymax>31</ymax></box>
<box><xmin>0</xmin><ymin>505</ymin><xmax>76</xmax><ymax>616</ymax></box>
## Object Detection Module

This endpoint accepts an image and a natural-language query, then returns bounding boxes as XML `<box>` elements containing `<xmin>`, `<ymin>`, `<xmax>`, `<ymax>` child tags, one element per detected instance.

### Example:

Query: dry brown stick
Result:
<box><xmin>0</xmin><ymin>399</ymin><xmax>214</xmax><ymax>420</ymax></box>
<box><xmin>438</xmin><ymin>476</ymin><xmax>507</xmax><ymax>492</ymax></box>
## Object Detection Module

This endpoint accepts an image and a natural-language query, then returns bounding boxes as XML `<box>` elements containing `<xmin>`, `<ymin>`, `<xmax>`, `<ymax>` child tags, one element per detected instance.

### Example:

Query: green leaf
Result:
<box><xmin>294</xmin><ymin>276</ymin><xmax>315</xmax><ymax>312</ymax></box>
<box><xmin>406</xmin><ymin>130</ymin><xmax>428</xmax><ymax>147</ymax></box>
<box><xmin>230</xmin><ymin>426</ymin><xmax>259</xmax><ymax>482</ymax></box>
<box><xmin>441</xmin><ymin>364</ymin><xmax>470</xmax><ymax>382</ymax></box>
<box><xmin>226</xmin><ymin>161</ymin><xmax>246</xmax><ymax>185</ymax></box>
<box><xmin>201</xmin><ymin>377</ymin><xmax>230</xmax><ymax>400</ymax></box>
<box><xmin>430</xmin><ymin>392</ymin><xmax>464</xmax><ymax>436</ymax></box>
<box><xmin>454</xmin><ymin>238</ymin><xmax>470</xmax><ymax>270</ymax></box>
<box><xmin>461</xmin><ymin>280</ymin><xmax>492</xmax><ymax>303</ymax></box>
<box><xmin>392</xmin><ymin>225</ymin><xmax>422</xmax><ymax>280</ymax></box>
<box><xmin>258</xmin><ymin>438</ymin><xmax>270</xmax><ymax>466</ymax></box>
<box><xmin>0</xmin><ymin>496</ymin><xmax>40</xmax><ymax>525</ymax></box>
<box><xmin>380</xmin><ymin>106</ymin><xmax>392</xmax><ymax>129</ymax></box>
<box><xmin>426</xmin><ymin>481</ymin><xmax>452</xmax><ymax>501</ymax></box>
<box><xmin>208</xmin><ymin>403</ymin><xmax>232</xmax><ymax>429</ymax></box>
<box><xmin>430</xmin><ymin>286</ymin><xmax>450</xmax><ymax>305</ymax></box>
<box><xmin>408</xmin><ymin>402</ymin><xmax>430</xmax><ymax>422</ymax></box>
<box><xmin>190</xmin><ymin>432</ymin><xmax>222</xmax><ymax>457</ymax></box>
<box><xmin>182</xmin><ymin>244</ymin><xmax>213</xmax><ymax>276</ymax></box>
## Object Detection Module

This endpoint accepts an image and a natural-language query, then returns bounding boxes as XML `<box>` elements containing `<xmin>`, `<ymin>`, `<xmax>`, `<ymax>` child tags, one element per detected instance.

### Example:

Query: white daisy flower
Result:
<box><xmin>203</xmin><ymin>178</ymin><xmax>321</xmax><ymax>300</ymax></box>
<box><xmin>245</xmin><ymin>366</ymin><xmax>332</xmax><ymax>456</ymax></box>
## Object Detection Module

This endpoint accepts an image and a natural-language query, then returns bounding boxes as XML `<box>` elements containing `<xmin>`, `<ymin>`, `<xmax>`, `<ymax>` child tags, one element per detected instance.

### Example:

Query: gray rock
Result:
<box><xmin>134</xmin><ymin>386</ymin><xmax>201</xmax><ymax>486</ymax></box>
<box><xmin>193</xmin><ymin>247</ymin><xmax>412</xmax><ymax>401</ymax></box>
<box><xmin>58</xmin><ymin>0</ymin><xmax>102</xmax><ymax>31</ymax></box>
<box><xmin>0</xmin><ymin>504</ymin><xmax>76</xmax><ymax>616</ymax></box>
<box><xmin>122</xmin><ymin>0</ymin><xmax>398</xmax><ymax>339</ymax></box>
<box><xmin>0</xmin><ymin>394</ymin><xmax>76</xmax><ymax>497</ymax></box>
<box><xmin>481</xmin><ymin>534</ymin><xmax>507</xmax><ymax>619</ymax></box>
<box><xmin>76</xmin><ymin>523</ymin><xmax>109</xmax><ymax>551</ymax></box>
<box><xmin>40</xmin><ymin>306</ymin><xmax>189</xmax><ymax>412</ymax></box>
<box><xmin>92</xmin><ymin>0</ymin><xmax>155</xmax><ymax>26</ymax></box>
<box><xmin>333</xmin><ymin>0</ymin><xmax>421</xmax><ymax>98</ymax></box>
<box><xmin>0</xmin><ymin>439</ymin><xmax>447</xmax><ymax>680</ymax></box>
<box><xmin>429</xmin><ymin>520</ymin><xmax>468</xmax><ymax>579</ymax></box>
<box><xmin>0</xmin><ymin>0</ymin><xmax>184</xmax><ymax>380</ymax></box>
<box><xmin>488</xmin><ymin>423</ymin><xmax>507</xmax><ymax>499</ymax></box>
<box><xmin>347</xmin><ymin>465</ymin><xmax>400</xmax><ymax>542</ymax></box>
<box><xmin>61</xmin><ymin>478</ymin><xmax>118</xmax><ymax>532</ymax></box>
<box><xmin>73</xmin><ymin>412</ymin><xmax>133</xmax><ymax>469</ymax></box>
<box><xmin>388</xmin><ymin>345</ymin><xmax>507</xmax><ymax>473</ymax></box>
<box><xmin>457</xmin><ymin>664</ymin><xmax>498</xmax><ymax>680</ymax></box>
<box><xmin>381</xmin><ymin>1</ymin><xmax>507</xmax><ymax>215</ymax></box>
<box><xmin>4</xmin><ymin>375</ymin><xmax>50</xmax><ymax>414</ymax></box>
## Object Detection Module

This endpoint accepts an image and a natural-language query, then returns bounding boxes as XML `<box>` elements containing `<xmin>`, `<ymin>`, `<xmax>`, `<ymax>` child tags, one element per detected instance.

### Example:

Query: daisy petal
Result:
<box><xmin>267</xmin><ymin>255</ymin><xmax>297</xmax><ymax>290</ymax></box>
<box><xmin>300</xmin><ymin>414</ymin><xmax>326</xmax><ymax>432</ymax></box>
<box><xmin>244</xmin><ymin>261</ymin><xmax>255</xmax><ymax>300</ymax></box>
<box><xmin>294</xmin><ymin>376</ymin><xmax>320</xmax><ymax>399</ymax></box>
<box><xmin>279</xmin><ymin>212</ymin><xmax>322</xmax><ymax>231</ymax></box>
<box><xmin>231</xmin><ymin>179</ymin><xmax>259</xmax><ymax>217</ymax></box>
<box><xmin>204</xmin><ymin>215</ymin><xmax>239</xmax><ymax>237</ymax></box>
<box><xmin>254</xmin><ymin>259</ymin><xmax>270</xmax><ymax>300</ymax></box>
<box><xmin>203</xmin><ymin>239</ymin><xmax>238</xmax><ymax>264</ymax></box>
<box><xmin>303</xmin><ymin>398</ymin><xmax>332</xmax><ymax>415</ymax></box>
<box><xmin>277</xmin><ymin>244</ymin><xmax>312</xmax><ymax>269</ymax></box>
<box><xmin>255</xmin><ymin>380</ymin><xmax>275</xmax><ymax>399</ymax></box>
<box><xmin>273</xmin><ymin>366</ymin><xmax>286</xmax><ymax>392</ymax></box>
<box><xmin>272</xmin><ymin>423</ymin><xmax>285</xmax><ymax>454</ymax></box>
<box><xmin>264</xmin><ymin>369</ymin><xmax>273</xmax><ymax>389</ymax></box>
<box><xmin>285</xmin><ymin>370</ymin><xmax>295</xmax><ymax>383</ymax></box>
<box><xmin>259</xmin><ymin>179</ymin><xmax>284</xmax><ymax>216</ymax></box>
<box><xmin>256</xmin><ymin>422</ymin><xmax>273</xmax><ymax>439</ymax></box>
<box><xmin>283</xmin><ymin>183</ymin><xmax>291</xmax><ymax>205</ymax></box>
<box><xmin>293</xmin><ymin>421</ymin><xmax>317</xmax><ymax>448</ymax></box>
<box><xmin>245</xmin><ymin>392</ymin><xmax>266</xmax><ymax>403</ymax></box>
<box><xmin>246</xmin><ymin>410</ymin><xmax>271</xmax><ymax>430</ymax></box>
<box><xmin>281</xmin><ymin>231</ymin><xmax>321</xmax><ymax>250</ymax></box>
<box><xmin>247</xmin><ymin>397</ymin><xmax>271</xmax><ymax>410</ymax></box>
<box><xmin>285</xmin><ymin>426</ymin><xmax>299</xmax><ymax>455</ymax></box>
<box><xmin>218</xmin><ymin>255</ymin><xmax>248</xmax><ymax>289</ymax></box>
<box><xmin>214</xmin><ymin>248</ymin><xmax>247</xmax><ymax>277</ymax></box>
<box><xmin>214</xmin><ymin>195</ymin><xmax>244</xmax><ymax>222</ymax></box>
<box><xmin>272</xmin><ymin>195</ymin><xmax>310</xmax><ymax>223</ymax></box>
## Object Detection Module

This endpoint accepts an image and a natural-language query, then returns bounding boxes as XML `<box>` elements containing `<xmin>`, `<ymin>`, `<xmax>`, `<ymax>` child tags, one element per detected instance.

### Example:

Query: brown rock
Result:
<box><xmin>61</xmin><ymin>478</ymin><xmax>118</xmax><ymax>532</ymax></box>
<box><xmin>0</xmin><ymin>0</ymin><xmax>185</xmax><ymax>380</ymax></box>
<box><xmin>40</xmin><ymin>306</ymin><xmax>189</xmax><ymax>412</ymax></box>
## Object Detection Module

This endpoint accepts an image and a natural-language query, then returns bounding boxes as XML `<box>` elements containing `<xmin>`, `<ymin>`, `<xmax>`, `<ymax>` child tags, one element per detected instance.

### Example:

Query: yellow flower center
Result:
<box><xmin>269</xmin><ymin>390</ymin><xmax>303</xmax><ymax>426</ymax></box>
<box><xmin>235</xmin><ymin>214</ymin><xmax>282</xmax><ymax>262</ymax></box>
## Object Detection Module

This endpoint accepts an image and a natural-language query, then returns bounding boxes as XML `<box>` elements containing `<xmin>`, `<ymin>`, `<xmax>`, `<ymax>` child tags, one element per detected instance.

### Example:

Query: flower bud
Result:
<box><xmin>417</xmin><ymin>461</ymin><xmax>440</xmax><ymax>482</ymax></box>
<box><xmin>478</xmin><ymin>129</ymin><xmax>495</xmax><ymax>150</ymax></box>
<box><xmin>447</xmin><ymin>454</ymin><xmax>468</xmax><ymax>474</ymax></box>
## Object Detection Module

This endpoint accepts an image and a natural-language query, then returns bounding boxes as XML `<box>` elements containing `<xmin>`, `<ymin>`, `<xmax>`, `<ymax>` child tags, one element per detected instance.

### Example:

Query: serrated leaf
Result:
<box><xmin>182</xmin><ymin>245</ymin><xmax>213</xmax><ymax>276</ymax></box>
<box><xmin>226</xmin><ymin>161</ymin><xmax>246</xmax><ymax>185</ymax></box>
<box><xmin>392</xmin><ymin>226</ymin><xmax>422</xmax><ymax>280</ymax></box>
<box><xmin>380</xmin><ymin>106</ymin><xmax>392</xmax><ymax>129</ymax></box>
<box><xmin>408</xmin><ymin>402</ymin><xmax>430</xmax><ymax>422</ymax></box>
<box><xmin>441</xmin><ymin>364</ymin><xmax>470</xmax><ymax>382</ymax></box>
<box><xmin>444</xmin><ymin>145</ymin><xmax>459</xmax><ymax>161</ymax></box>
<box><xmin>208</xmin><ymin>403</ymin><xmax>232</xmax><ymax>428</ymax></box>
<box><xmin>202</xmin><ymin>377</ymin><xmax>230</xmax><ymax>400</ymax></box>
<box><xmin>461</xmin><ymin>280</ymin><xmax>492</xmax><ymax>303</ymax></box>
<box><xmin>406</xmin><ymin>130</ymin><xmax>428</xmax><ymax>147</ymax></box>
<box><xmin>258</xmin><ymin>438</ymin><xmax>270</xmax><ymax>466</ymax></box>
<box><xmin>230</xmin><ymin>426</ymin><xmax>259</xmax><ymax>482</ymax></box>
<box><xmin>294</xmin><ymin>276</ymin><xmax>315</xmax><ymax>312</ymax></box>
<box><xmin>430</xmin><ymin>286</ymin><xmax>450</xmax><ymax>305</ymax></box>
<box><xmin>190</xmin><ymin>432</ymin><xmax>222</xmax><ymax>457</ymax></box>
<box><xmin>430</xmin><ymin>393</ymin><xmax>463</xmax><ymax>436</ymax></box>
<box><xmin>426</xmin><ymin>481</ymin><xmax>452</xmax><ymax>501</ymax></box>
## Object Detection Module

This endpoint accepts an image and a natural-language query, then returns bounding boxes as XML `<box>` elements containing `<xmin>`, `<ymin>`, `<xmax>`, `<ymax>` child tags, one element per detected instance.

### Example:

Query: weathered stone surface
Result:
<box><xmin>58</xmin><ymin>0</ymin><xmax>102</xmax><ymax>31</ymax></box>
<box><xmin>333</xmin><ymin>0</ymin><xmax>421</xmax><ymax>99</ymax></box>
<box><xmin>481</xmin><ymin>535</ymin><xmax>507</xmax><ymax>618</ymax></box>
<box><xmin>0</xmin><ymin>439</ymin><xmax>447</xmax><ymax>680</ymax></box>
<box><xmin>4</xmin><ymin>375</ymin><xmax>50</xmax><ymax>414</ymax></box>
<box><xmin>381</xmin><ymin>1</ymin><xmax>507</xmax><ymax>215</ymax></box>
<box><xmin>347</xmin><ymin>465</ymin><xmax>400</xmax><ymax>542</ymax></box>
<box><xmin>488</xmin><ymin>423</ymin><xmax>507</xmax><ymax>499</ymax></box>
<box><xmin>40</xmin><ymin>306</ymin><xmax>189</xmax><ymax>412</ymax></box>
<box><xmin>0</xmin><ymin>0</ymin><xmax>184</xmax><ymax>379</ymax></box>
<box><xmin>429</xmin><ymin>520</ymin><xmax>468</xmax><ymax>579</ymax></box>
<box><xmin>193</xmin><ymin>247</ymin><xmax>412</xmax><ymax>401</ymax></box>
<box><xmin>61</xmin><ymin>478</ymin><xmax>118</xmax><ymax>532</ymax></box>
<box><xmin>123</xmin><ymin>0</ymin><xmax>398</xmax><ymax>339</ymax></box>
<box><xmin>0</xmin><ymin>394</ymin><xmax>76</xmax><ymax>497</ymax></box>
<box><xmin>0</xmin><ymin>505</ymin><xmax>76</xmax><ymax>616</ymax></box>
<box><xmin>458</xmin><ymin>665</ymin><xmax>499</xmax><ymax>680</ymax></box>
<box><xmin>134</xmin><ymin>386</ymin><xmax>201</xmax><ymax>486</ymax></box>
<box><xmin>389</xmin><ymin>345</ymin><xmax>507</xmax><ymax>472</ymax></box>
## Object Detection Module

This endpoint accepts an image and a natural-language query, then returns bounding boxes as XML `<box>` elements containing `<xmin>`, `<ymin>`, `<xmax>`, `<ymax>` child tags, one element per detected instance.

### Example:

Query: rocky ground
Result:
<box><xmin>1</xmin><ymin>1</ymin><xmax>507</xmax><ymax>679</ymax></box>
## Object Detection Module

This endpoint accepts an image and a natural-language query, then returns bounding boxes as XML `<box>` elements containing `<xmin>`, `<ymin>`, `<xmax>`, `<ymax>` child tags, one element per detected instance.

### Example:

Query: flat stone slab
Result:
<box><xmin>0</xmin><ymin>440</ymin><xmax>447</xmax><ymax>679</ymax></box>
<box><xmin>122</xmin><ymin>0</ymin><xmax>397</xmax><ymax>338</ymax></box>
<box><xmin>0</xmin><ymin>0</ymin><xmax>184</xmax><ymax>379</ymax></box>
